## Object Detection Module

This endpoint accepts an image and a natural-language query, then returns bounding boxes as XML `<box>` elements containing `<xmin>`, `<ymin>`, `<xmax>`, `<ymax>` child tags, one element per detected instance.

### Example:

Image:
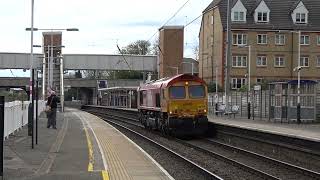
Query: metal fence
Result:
<box><xmin>208</xmin><ymin>90</ymin><xmax>270</xmax><ymax>120</ymax></box>
<box><xmin>4</xmin><ymin>100</ymin><xmax>46</xmax><ymax>139</ymax></box>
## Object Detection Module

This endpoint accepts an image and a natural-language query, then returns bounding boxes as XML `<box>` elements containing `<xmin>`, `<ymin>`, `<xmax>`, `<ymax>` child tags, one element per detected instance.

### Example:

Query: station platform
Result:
<box><xmin>4</xmin><ymin>108</ymin><xmax>173</xmax><ymax>180</ymax></box>
<box><xmin>208</xmin><ymin>115</ymin><xmax>320</xmax><ymax>143</ymax></box>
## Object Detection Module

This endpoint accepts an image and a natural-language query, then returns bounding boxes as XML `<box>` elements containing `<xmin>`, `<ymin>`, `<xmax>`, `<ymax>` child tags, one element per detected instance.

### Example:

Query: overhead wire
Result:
<box><xmin>10</xmin><ymin>69</ymin><xmax>16</xmax><ymax>77</ymax></box>
<box><xmin>116</xmin><ymin>44</ymin><xmax>132</xmax><ymax>71</ymax></box>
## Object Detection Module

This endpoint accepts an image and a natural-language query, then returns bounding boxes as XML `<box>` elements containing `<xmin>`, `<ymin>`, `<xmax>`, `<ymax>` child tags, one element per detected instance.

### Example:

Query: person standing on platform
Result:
<box><xmin>46</xmin><ymin>90</ymin><xmax>59</xmax><ymax>129</ymax></box>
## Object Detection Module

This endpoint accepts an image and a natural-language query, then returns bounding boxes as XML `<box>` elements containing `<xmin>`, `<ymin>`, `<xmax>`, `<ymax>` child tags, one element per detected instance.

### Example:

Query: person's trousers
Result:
<box><xmin>47</xmin><ymin>108</ymin><xmax>57</xmax><ymax>128</ymax></box>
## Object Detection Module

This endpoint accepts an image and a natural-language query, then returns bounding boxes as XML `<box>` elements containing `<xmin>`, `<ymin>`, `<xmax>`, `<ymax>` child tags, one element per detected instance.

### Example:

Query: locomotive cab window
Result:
<box><xmin>155</xmin><ymin>93</ymin><xmax>160</xmax><ymax>107</ymax></box>
<box><xmin>169</xmin><ymin>86</ymin><xmax>186</xmax><ymax>99</ymax></box>
<box><xmin>189</xmin><ymin>85</ymin><xmax>205</xmax><ymax>98</ymax></box>
<box><xmin>140</xmin><ymin>90</ymin><xmax>146</xmax><ymax>105</ymax></box>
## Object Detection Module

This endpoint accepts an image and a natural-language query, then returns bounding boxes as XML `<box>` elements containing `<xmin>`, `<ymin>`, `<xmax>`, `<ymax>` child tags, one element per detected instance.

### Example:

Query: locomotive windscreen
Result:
<box><xmin>189</xmin><ymin>85</ymin><xmax>205</xmax><ymax>98</ymax></box>
<box><xmin>169</xmin><ymin>86</ymin><xmax>186</xmax><ymax>99</ymax></box>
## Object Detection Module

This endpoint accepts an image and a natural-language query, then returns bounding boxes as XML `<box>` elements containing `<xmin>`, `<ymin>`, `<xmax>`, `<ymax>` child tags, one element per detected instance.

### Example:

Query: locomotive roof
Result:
<box><xmin>139</xmin><ymin>74</ymin><xmax>206</xmax><ymax>90</ymax></box>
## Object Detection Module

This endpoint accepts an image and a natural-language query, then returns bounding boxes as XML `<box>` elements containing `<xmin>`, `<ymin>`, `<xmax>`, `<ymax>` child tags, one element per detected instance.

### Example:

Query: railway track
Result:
<box><xmin>84</xmin><ymin>108</ymin><xmax>223</xmax><ymax>180</ymax></box>
<box><xmin>213</xmin><ymin>124</ymin><xmax>320</xmax><ymax>172</ymax></box>
<box><xmin>83</xmin><ymin>106</ymin><xmax>320</xmax><ymax>179</ymax></box>
<box><xmin>179</xmin><ymin>139</ymin><xmax>320</xmax><ymax>180</ymax></box>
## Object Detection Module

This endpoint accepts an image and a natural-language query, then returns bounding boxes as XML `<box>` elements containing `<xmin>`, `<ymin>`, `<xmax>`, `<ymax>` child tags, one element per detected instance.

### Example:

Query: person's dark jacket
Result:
<box><xmin>47</xmin><ymin>95</ymin><xmax>59</xmax><ymax>109</ymax></box>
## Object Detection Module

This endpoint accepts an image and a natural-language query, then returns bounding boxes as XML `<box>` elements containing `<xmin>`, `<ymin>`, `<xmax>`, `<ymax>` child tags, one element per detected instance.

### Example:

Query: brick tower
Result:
<box><xmin>42</xmin><ymin>32</ymin><xmax>62</xmax><ymax>98</ymax></box>
<box><xmin>159</xmin><ymin>26</ymin><xmax>184</xmax><ymax>78</ymax></box>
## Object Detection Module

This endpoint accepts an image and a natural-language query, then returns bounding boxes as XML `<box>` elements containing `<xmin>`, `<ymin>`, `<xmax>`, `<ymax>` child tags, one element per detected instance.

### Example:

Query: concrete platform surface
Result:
<box><xmin>208</xmin><ymin>115</ymin><xmax>320</xmax><ymax>142</ymax></box>
<box><xmin>75</xmin><ymin>109</ymin><xmax>173</xmax><ymax>180</ymax></box>
<box><xmin>4</xmin><ymin>109</ymin><xmax>101</xmax><ymax>180</ymax></box>
<box><xmin>4</xmin><ymin>108</ymin><xmax>173</xmax><ymax>180</ymax></box>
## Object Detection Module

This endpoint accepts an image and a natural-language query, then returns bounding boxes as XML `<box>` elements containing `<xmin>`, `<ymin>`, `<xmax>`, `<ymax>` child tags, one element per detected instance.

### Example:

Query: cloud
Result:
<box><xmin>0</xmin><ymin>0</ymin><xmax>213</xmax><ymax>59</ymax></box>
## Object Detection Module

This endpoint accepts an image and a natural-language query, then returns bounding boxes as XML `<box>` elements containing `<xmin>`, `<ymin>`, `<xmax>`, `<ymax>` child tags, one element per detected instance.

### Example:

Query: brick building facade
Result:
<box><xmin>199</xmin><ymin>0</ymin><xmax>320</xmax><ymax>89</ymax></box>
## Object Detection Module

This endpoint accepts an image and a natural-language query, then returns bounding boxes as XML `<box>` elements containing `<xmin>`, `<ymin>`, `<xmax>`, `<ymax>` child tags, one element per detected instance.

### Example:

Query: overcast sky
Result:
<box><xmin>0</xmin><ymin>0</ymin><xmax>212</xmax><ymax>77</ymax></box>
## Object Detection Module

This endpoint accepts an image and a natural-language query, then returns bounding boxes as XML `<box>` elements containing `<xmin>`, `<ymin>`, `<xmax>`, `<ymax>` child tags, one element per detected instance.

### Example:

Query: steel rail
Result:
<box><xmin>205</xmin><ymin>138</ymin><xmax>320</xmax><ymax>179</ymax></box>
<box><xmin>176</xmin><ymin>139</ymin><xmax>280</xmax><ymax>180</ymax></box>
<box><xmin>88</xmin><ymin>110</ymin><xmax>224</xmax><ymax>180</ymax></box>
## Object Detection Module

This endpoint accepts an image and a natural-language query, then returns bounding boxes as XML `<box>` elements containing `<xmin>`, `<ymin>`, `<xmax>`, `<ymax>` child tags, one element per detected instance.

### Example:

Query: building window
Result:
<box><xmin>300</xmin><ymin>35</ymin><xmax>309</xmax><ymax>45</ymax></box>
<box><xmin>275</xmin><ymin>34</ymin><xmax>285</xmax><ymax>45</ymax></box>
<box><xmin>256</xmin><ymin>56</ymin><xmax>267</xmax><ymax>66</ymax></box>
<box><xmin>296</xmin><ymin>13</ymin><xmax>306</xmax><ymax>23</ymax></box>
<box><xmin>232</xmin><ymin>34</ymin><xmax>247</xmax><ymax>45</ymax></box>
<box><xmin>299</xmin><ymin>56</ymin><xmax>309</xmax><ymax>67</ymax></box>
<box><xmin>232</xmin><ymin>55</ymin><xmax>247</xmax><ymax>67</ymax></box>
<box><xmin>257</xmin><ymin>34</ymin><xmax>267</xmax><ymax>44</ymax></box>
<box><xmin>231</xmin><ymin>78</ymin><xmax>246</xmax><ymax>89</ymax></box>
<box><xmin>317</xmin><ymin>36</ymin><xmax>320</xmax><ymax>45</ymax></box>
<box><xmin>274</xmin><ymin>56</ymin><xmax>285</xmax><ymax>67</ymax></box>
<box><xmin>317</xmin><ymin>56</ymin><xmax>320</xmax><ymax>67</ymax></box>
<box><xmin>257</xmin><ymin>12</ymin><xmax>268</xmax><ymax>22</ymax></box>
<box><xmin>256</xmin><ymin>78</ymin><xmax>263</xmax><ymax>84</ymax></box>
<box><xmin>233</xmin><ymin>11</ymin><xmax>245</xmax><ymax>22</ymax></box>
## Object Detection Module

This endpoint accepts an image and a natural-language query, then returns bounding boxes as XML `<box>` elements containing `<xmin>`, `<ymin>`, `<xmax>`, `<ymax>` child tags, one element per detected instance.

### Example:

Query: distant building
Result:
<box><xmin>199</xmin><ymin>0</ymin><xmax>320</xmax><ymax>90</ymax></box>
<box><xmin>182</xmin><ymin>58</ymin><xmax>199</xmax><ymax>75</ymax></box>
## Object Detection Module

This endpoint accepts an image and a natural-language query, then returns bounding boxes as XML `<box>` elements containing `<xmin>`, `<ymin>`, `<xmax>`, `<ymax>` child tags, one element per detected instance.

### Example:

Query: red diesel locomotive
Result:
<box><xmin>137</xmin><ymin>74</ymin><xmax>208</xmax><ymax>136</ymax></box>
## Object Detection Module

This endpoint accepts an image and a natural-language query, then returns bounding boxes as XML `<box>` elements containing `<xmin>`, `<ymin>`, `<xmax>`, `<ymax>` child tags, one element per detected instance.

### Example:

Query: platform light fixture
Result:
<box><xmin>279</xmin><ymin>30</ymin><xmax>301</xmax><ymax>124</ymax></box>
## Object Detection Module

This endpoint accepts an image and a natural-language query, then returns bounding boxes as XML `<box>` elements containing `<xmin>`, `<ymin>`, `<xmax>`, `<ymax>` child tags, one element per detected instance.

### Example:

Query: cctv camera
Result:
<box><xmin>293</xmin><ymin>66</ymin><xmax>302</xmax><ymax>71</ymax></box>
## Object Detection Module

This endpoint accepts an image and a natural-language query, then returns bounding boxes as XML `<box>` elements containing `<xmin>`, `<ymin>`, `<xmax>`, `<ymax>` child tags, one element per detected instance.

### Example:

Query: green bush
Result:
<box><xmin>0</xmin><ymin>90</ymin><xmax>28</xmax><ymax>102</ymax></box>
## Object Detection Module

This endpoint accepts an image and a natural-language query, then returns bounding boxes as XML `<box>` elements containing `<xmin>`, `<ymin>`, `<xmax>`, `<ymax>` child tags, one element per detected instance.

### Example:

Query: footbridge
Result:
<box><xmin>0</xmin><ymin>52</ymin><xmax>157</xmax><ymax>71</ymax></box>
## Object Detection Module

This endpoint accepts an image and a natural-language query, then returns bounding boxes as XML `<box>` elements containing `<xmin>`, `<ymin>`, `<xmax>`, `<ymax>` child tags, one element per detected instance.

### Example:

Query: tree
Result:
<box><xmin>118</xmin><ymin>40</ymin><xmax>151</xmax><ymax>55</ymax></box>
<box><xmin>193</xmin><ymin>44</ymin><xmax>199</xmax><ymax>61</ymax></box>
<box><xmin>151</xmin><ymin>36</ymin><xmax>160</xmax><ymax>55</ymax></box>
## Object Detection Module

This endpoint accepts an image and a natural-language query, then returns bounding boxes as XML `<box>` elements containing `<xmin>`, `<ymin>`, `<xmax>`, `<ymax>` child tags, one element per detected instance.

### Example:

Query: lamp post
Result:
<box><xmin>28</xmin><ymin>0</ymin><xmax>35</xmax><ymax>149</ymax></box>
<box><xmin>181</xmin><ymin>62</ymin><xmax>194</xmax><ymax>75</ymax></box>
<box><xmin>238</xmin><ymin>45</ymin><xmax>251</xmax><ymax>119</ymax></box>
<box><xmin>279</xmin><ymin>30</ymin><xmax>301</xmax><ymax>123</ymax></box>
<box><xmin>296</xmin><ymin>30</ymin><xmax>301</xmax><ymax>124</ymax></box>
<box><xmin>294</xmin><ymin>66</ymin><xmax>302</xmax><ymax>124</ymax></box>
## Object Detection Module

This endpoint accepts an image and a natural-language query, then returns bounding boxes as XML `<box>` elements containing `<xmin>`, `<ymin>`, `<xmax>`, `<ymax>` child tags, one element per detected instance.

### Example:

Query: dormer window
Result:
<box><xmin>232</xmin><ymin>0</ymin><xmax>247</xmax><ymax>22</ymax></box>
<box><xmin>296</xmin><ymin>13</ymin><xmax>306</xmax><ymax>23</ymax></box>
<box><xmin>234</xmin><ymin>11</ymin><xmax>245</xmax><ymax>21</ymax></box>
<box><xmin>292</xmin><ymin>1</ymin><xmax>309</xmax><ymax>24</ymax></box>
<box><xmin>254</xmin><ymin>0</ymin><xmax>270</xmax><ymax>23</ymax></box>
<box><xmin>257</xmin><ymin>12</ymin><xmax>268</xmax><ymax>22</ymax></box>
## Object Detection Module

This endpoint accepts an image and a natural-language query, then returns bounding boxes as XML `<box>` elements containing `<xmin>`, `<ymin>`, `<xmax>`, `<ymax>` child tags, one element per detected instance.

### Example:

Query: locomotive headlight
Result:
<box><xmin>185</xmin><ymin>81</ymin><xmax>189</xmax><ymax>85</ymax></box>
<box><xmin>169</xmin><ymin>111</ymin><xmax>172</xmax><ymax>114</ymax></box>
<box><xmin>204</xmin><ymin>109</ymin><xmax>207</xmax><ymax>113</ymax></box>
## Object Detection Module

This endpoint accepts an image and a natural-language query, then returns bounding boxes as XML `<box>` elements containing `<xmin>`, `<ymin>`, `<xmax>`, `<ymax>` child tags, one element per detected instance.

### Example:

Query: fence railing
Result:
<box><xmin>208</xmin><ymin>91</ymin><xmax>270</xmax><ymax>120</ymax></box>
<box><xmin>4</xmin><ymin>100</ymin><xmax>46</xmax><ymax>139</ymax></box>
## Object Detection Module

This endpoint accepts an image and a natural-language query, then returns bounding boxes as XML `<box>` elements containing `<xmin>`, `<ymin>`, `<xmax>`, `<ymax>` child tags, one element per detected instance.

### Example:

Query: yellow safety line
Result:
<box><xmin>84</xmin><ymin>125</ymin><xmax>94</xmax><ymax>172</ymax></box>
<box><xmin>101</xmin><ymin>170</ymin><xmax>110</xmax><ymax>180</ymax></box>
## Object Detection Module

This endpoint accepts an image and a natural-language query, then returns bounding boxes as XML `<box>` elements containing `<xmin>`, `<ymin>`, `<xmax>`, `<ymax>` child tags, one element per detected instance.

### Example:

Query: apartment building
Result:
<box><xmin>199</xmin><ymin>0</ymin><xmax>320</xmax><ymax>89</ymax></box>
